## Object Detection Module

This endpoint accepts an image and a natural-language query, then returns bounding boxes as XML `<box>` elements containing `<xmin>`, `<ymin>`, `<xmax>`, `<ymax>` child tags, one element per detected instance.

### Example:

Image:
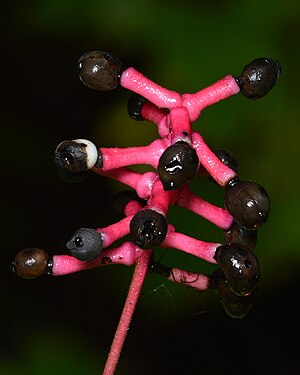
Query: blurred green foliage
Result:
<box><xmin>2</xmin><ymin>0</ymin><xmax>299</xmax><ymax>374</ymax></box>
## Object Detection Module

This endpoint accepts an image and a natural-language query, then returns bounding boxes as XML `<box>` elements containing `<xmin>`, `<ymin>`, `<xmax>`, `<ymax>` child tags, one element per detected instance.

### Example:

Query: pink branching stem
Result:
<box><xmin>162</xmin><ymin>231</ymin><xmax>220</xmax><ymax>264</ymax></box>
<box><xmin>99</xmin><ymin>216</ymin><xmax>132</xmax><ymax>248</ymax></box>
<box><xmin>120</xmin><ymin>67</ymin><xmax>183</xmax><ymax>109</ymax></box>
<box><xmin>52</xmin><ymin>242</ymin><xmax>144</xmax><ymax>276</ymax></box>
<box><xmin>177</xmin><ymin>185</ymin><xmax>233</xmax><ymax>230</ymax></box>
<box><xmin>192</xmin><ymin>131</ymin><xmax>237</xmax><ymax>186</ymax></box>
<box><xmin>182</xmin><ymin>75</ymin><xmax>240</xmax><ymax>121</ymax></box>
<box><xmin>169</xmin><ymin>106</ymin><xmax>192</xmax><ymax>144</ymax></box>
<box><xmin>98</xmin><ymin>138</ymin><xmax>170</xmax><ymax>170</ymax></box>
<box><xmin>141</xmin><ymin>102</ymin><xmax>170</xmax><ymax>138</ymax></box>
<box><xmin>103</xmin><ymin>249</ymin><xmax>152</xmax><ymax>375</ymax></box>
<box><xmin>146</xmin><ymin>179</ymin><xmax>179</xmax><ymax>215</ymax></box>
<box><xmin>94</xmin><ymin>168</ymin><xmax>157</xmax><ymax>200</ymax></box>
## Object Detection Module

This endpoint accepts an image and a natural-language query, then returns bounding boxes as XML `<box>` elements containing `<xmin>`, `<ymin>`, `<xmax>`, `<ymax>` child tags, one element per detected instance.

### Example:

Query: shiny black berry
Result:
<box><xmin>77</xmin><ymin>51</ymin><xmax>122</xmax><ymax>91</ymax></box>
<box><xmin>211</xmin><ymin>268</ymin><xmax>254</xmax><ymax>319</ymax></box>
<box><xmin>224</xmin><ymin>221</ymin><xmax>257</xmax><ymax>250</ymax></box>
<box><xmin>54</xmin><ymin>139</ymin><xmax>102</xmax><ymax>173</ymax></box>
<box><xmin>237</xmin><ymin>58</ymin><xmax>281</xmax><ymax>99</ymax></box>
<box><xmin>214</xmin><ymin>148</ymin><xmax>238</xmax><ymax>173</ymax></box>
<box><xmin>158</xmin><ymin>142</ymin><xmax>199</xmax><ymax>190</ymax></box>
<box><xmin>130</xmin><ymin>209</ymin><xmax>168</xmax><ymax>249</ymax></box>
<box><xmin>214</xmin><ymin>243</ymin><xmax>260</xmax><ymax>296</ymax></box>
<box><xmin>12</xmin><ymin>248</ymin><xmax>50</xmax><ymax>279</ymax></box>
<box><xmin>127</xmin><ymin>94</ymin><xmax>148</xmax><ymax>121</ymax></box>
<box><xmin>225</xmin><ymin>180</ymin><xmax>270</xmax><ymax>229</ymax></box>
<box><xmin>113</xmin><ymin>190</ymin><xmax>146</xmax><ymax>216</ymax></box>
<box><xmin>66</xmin><ymin>228</ymin><xmax>103</xmax><ymax>261</ymax></box>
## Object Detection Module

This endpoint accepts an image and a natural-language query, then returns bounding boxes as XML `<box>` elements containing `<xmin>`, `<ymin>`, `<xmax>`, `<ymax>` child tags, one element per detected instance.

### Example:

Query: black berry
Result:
<box><xmin>130</xmin><ymin>209</ymin><xmax>168</xmax><ymax>249</ymax></box>
<box><xmin>77</xmin><ymin>51</ymin><xmax>122</xmax><ymax>91</ymax></box>
<box><xmin>158</xmin><ymin>142</ymin><xmax>199</xmax><ymax>190</ymax></box>
<box><xmin>12</xmin><ymin>248</ymin><xmax>50</xmax><ymax>279</ymax></box>
<box><xmin>237</xmin><ymin>57</ymin><xmax>281</xmax><ymax>99</ymax></box>
<box><xmin>224</xmin><ymin>220</ymin><xmax>257</xmax><ymax>250</ymax></box>
<box><xmin>211</xmin><ymin>268</ymin><xmax>254</xmax><ymax>319</ymax></box>
<box><xmin>66</xmin><ymin>228</ymin><xmax>104</xmax><ymax>261</ymax></box>
<box><xmin>54</xmin><ymin>139</ymin><xmax>101</xmax><ymax>173</ymax></box>
<box><xmin>214</xmin><ymin>243</ymin><xmax>260</xmax><ymax>296</ymax></box>
<box><xmin>127</xmin><ymin>94</ymin><xmax>148</xmax><ymax>121</ymax></box>
<box><xmin>225</xmin><ymin>180</ymin><xmax>270</xmax><ymax>229</ymax></box>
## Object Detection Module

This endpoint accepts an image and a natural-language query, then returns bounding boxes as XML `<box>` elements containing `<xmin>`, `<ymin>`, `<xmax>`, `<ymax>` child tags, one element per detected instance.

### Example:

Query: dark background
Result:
<box><xmin>1</xmin><ymin>1</ymin><xmax>299</xmax><ymax>374</ymax></box>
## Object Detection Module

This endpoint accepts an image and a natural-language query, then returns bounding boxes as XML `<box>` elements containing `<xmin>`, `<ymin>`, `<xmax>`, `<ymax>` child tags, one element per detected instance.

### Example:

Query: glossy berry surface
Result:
<box><xmin>77</xmin><ymin>51</ymin><xmax>122</xmax><ymax>91</ymax></box>
<box><xmin>127</xmin><ymin>94</ymin><xmax>148</xmax><ymax>121</ymax></box>
<box><xmin>54</xmin><ymin>139</ymin><xmax>101</xmax><ymax>173</ymax></box>
<box><xmin>12</xmin><ymin>248</ymin><xmax>49</xmax><ymax>279</ymax></box>
<box><xmin>66</xmin><ymin>228</ymin><xmax>104</xmax><ymax>261</ymax></box>
<box><xmin>215</xmin><ymin>243</ymin><xmax>260</xmax><ymax>296</ymax></box>
<box><xmin>130</xmin><ymin>209</ymin><xmax>168</xmax><ymax>249</ymax></box>
<box><xmin>211</xmin><ymin>268</ymin><xmax>254</xmax><ymax>319</ymax></box>
<box><xmin>225</xmin><ymin>180</ymin><xmax>270</xmax><ymax>229</ymax></box>
<box><xmin>158</xmin><ymin>142</ymin><xmax>199</xmax><ymax>190</ymax></box>
<box><xmin>224</xmin><ymin>220</ymin><xmax>257</xmax><ymax>250</ymax></box>
<box><xmin>214</xmin><ymin>148</ymin><xmax>238</xmax><ymax>173</ymax></box>
<box><xmin>237</xmin><ymin>57</ymin><xmax>281</xmax><ymax>99</ymax></box>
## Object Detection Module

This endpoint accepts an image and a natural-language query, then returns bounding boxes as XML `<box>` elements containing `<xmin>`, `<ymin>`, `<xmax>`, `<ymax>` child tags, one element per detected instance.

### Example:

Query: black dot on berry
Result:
<box><xmin>130</xmin><ymin>209</ymin><xmax>168</xmax><ymax>249</ymax></box>
<box><xmin>158</xmin><ymin>142</ymin><xmax>199</xmax><ymax>190</ymax></box>
<box><xmin>214</xmin><ymin>243</ymin><xmax>260</xmax><ymax>297</ymax></box>
<box><xmin>12</xmin><ymin>248</ymin><xmax>49</xmax><ymax>279</ymax></box>
<box><xmin>237</xmin><ymin>57</ymin><xmax>281</xmax><ymax>99</ymax></box>
<box><xmin>66</xmin><ymin>228</ymin><xmax>103</xmax><ymax>261</ymax></box>
<box><xmin>77</xmin><ymin>51</ymin><xmax>122</xmax><ymax>91</ymax></box>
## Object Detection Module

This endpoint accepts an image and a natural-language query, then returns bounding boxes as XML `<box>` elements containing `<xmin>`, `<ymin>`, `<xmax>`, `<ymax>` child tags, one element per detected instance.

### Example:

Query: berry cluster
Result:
<box><xmin>12</xmin><ymin>52</ymin><xmax>280</xmax><ymax>373</ymax></box>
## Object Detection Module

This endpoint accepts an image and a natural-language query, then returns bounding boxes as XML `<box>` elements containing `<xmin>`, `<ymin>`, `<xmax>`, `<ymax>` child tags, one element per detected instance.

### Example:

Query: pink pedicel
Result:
<box><xmin>166</xmin><ymin>267</ymin><xmax>211</xmax><ymax>292</ymax></box>
<box><xmin>14</xmin><ymin>52</ymin><xmax>280</xmax><ymax>375</ymax></box>
<box><xmin>52</xmin><ymin>242</ymin><xmax>144</xmax><ymax>276</ymax></box>
<box><xmin>182</xmin><ymin>75</ymin><xmax>240</xmax><ymax>121</ymax></box>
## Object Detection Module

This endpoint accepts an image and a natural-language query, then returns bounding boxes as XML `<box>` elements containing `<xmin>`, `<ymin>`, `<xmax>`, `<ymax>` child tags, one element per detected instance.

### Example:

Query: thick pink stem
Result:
<box><xmin>192</xmin><ymin>131</ymin><xmax>237</xmax><ymax>186</ymax></box>
<box><xmin>162</xmin><ymin>231</ymin><xmax>220</xmax><ymax>263</ymax></box>
<box><xmin>146</xmin><ymin>179</ymin><xmax>179</xmax><ymax>216</ymax></box>
<box><xmin>52</xmin><ymin>242</ymin><xmax>143</xmax><ymax>276</ymax></box>
<box><xmin>169</xmin><ymin>107</ymin><xmax>192</xmax><ymax>144</ymax></box>
<box><xmin>94</xmin><ymin>167</ymin><xmax>157</xmax><ymax>200</ymax></box>
<box><xmin>141</xmin><ymin>102</ymin><xmax>170</xmax><ymax>138</ymax></box>
<box><xmin>99</xmin><ymin>216</ymin><xmax>132</xmax><ymax>248</ymax></box>
<box><xmin>167</xmin><ymin>267</ymin><xmax>210</xmax><ymax>291</ymax></box>
<box><xmin>120</xmin><ymin>67</ymin><xmax>183</xmax><ymax>109</ymax></box>
<box><xmin>99</xmin><ymin>138</ymin><xmax>170</xmax><ymax>170</ymax></box>
<box><xmin>177</xmin><ymin>186</ymin><xmax>233</xmax><ymax>229</ymax></box>
<box><xmin>183</xmin><ymin>75</ymin><xmax>240</xmax><ymax>122</ymax></box>
<box><xmin>103</xmin><ymin>250</ymin><xmax>152</xmax><ymax>375</ymax></box>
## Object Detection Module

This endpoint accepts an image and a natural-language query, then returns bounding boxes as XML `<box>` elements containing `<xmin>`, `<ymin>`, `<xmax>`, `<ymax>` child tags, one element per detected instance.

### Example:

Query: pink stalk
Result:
<box><xmin>141</xmin><ymin>102</ymin><xmax>170</xmax><ymax>138</ymax></box>
<box><xmin>98</xmin><ymin>216</ymin><xmax>132</xmax><ymax>248</ymax></box>
<box><xmin>177</xmin><ymin>185</ymin><xmax>233</xmax><ymax>229</ymax></box>
<box><xmin>99</xmin><ymin>138</ymin><xmax>170</xmax><ymax>170</ymax></box>
<box><xmin>146</xmin><ymin>179</ymin><xmax>179</xmax><ymax>215</ymax></box>
<box><xmin>192</xmin><ymin>131</ymin><xmax>237</xmax><ymax>186</ymax></box>
<box><xmin>52</xmin><ymin>242</ymin><xmax>144</xmax><ymax>276</ymax></box>
<box><xmin>166</xmin><ymin>267</ymin><xmax>211</xmax><ymax>291</ymax></box>
<box><xmin>95</xmin><ymin>168</ymin><xmax>157</xmax><ymax>200</ymax></box>
<box><xmin>120</xmin><ymin>67</ymin><xmax>183</xmax><ymax>109</ymax></box>
<box><xmin>169</xmin><ymin>106</ymin><xmax>192</xmax><ymax>144</ymax></box>
<box><xmin>182</xmin><ymin>75</ymin><xmax>240</xmax><ymax>121</ymax></box>
<box><xmin>103</xmin><ymin>249</ymin><xmax>152</xmax><ymax>375</ymax></box>
<box><xmin>162</xmin><ymin>231</ymin><xmax>220</xmax><ymax>264</ymax></box>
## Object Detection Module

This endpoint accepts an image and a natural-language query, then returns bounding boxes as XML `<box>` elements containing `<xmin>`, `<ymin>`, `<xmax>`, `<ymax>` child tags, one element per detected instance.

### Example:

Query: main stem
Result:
<box><xmin>103</xmin><ymin>250</ymin><xmax>152</xmax><ymax>375</ymax></box>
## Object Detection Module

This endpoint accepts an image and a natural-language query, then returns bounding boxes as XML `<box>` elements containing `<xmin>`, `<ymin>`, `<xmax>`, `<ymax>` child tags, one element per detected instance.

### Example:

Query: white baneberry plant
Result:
<box><xmin>12</xmin><ymin>52</ymin><xmax>281</xmax><ymax>375</ymax></box>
